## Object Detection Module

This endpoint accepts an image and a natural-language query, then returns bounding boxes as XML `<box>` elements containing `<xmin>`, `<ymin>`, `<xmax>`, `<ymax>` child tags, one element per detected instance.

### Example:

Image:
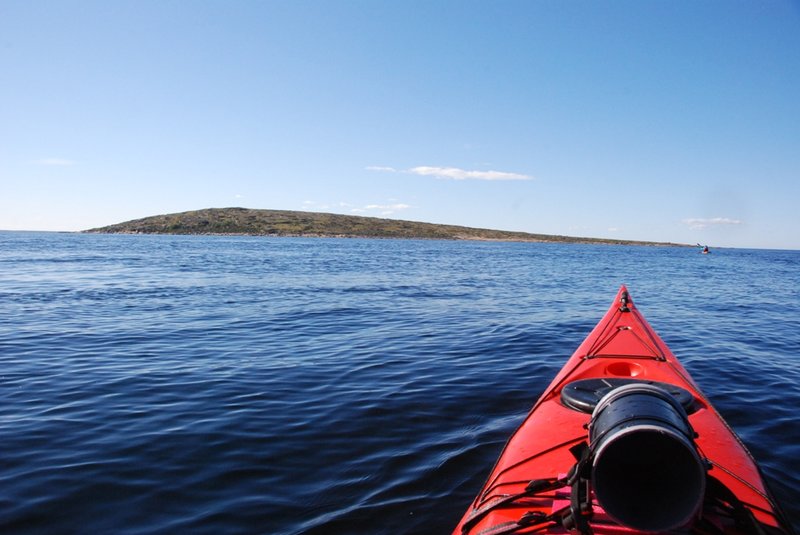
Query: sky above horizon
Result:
<box><xmin>2</xmin><ymin>1</ymin><xmax>799</xmax><ymax>249</ymax></box>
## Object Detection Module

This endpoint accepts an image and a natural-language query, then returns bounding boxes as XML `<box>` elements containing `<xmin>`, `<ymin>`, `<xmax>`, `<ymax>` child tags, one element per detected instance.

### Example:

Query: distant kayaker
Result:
<box><xmin>702</xmin><ymin>245</ymin><xmax>709</xmax><ymax>254</ymax></box>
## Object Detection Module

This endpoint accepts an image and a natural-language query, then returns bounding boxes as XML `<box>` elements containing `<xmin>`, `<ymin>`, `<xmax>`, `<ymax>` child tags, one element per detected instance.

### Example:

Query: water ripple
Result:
<box><xmin>0</xmin><ymin>232</ymin><xmax>798</xmax><ymax>533</ymax></box>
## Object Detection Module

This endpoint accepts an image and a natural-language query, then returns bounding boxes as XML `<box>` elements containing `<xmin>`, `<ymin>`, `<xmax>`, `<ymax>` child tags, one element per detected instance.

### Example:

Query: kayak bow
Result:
<box><xmin>454</xmin><ymin>286</ymin><xmax>793</xmax><ymax>535</ymax></box>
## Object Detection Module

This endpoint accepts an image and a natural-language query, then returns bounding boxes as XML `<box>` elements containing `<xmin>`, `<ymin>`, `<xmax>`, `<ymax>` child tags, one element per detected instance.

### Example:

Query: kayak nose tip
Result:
<box><xmin>616</xmin><ymin>285</ymin><xmax>632</xmax><ymax>309</ymax></box>
<box><xmin>619</xmin><ymin>290</ymin><xmax>631</xmax><ymax>312</ymax></box>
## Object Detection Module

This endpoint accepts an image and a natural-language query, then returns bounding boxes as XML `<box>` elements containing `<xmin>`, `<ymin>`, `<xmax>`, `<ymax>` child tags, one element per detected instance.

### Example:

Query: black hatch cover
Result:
<box><xmin>561</xmin><ymin>378</ymin><xmax>697</xmax><ymax>414</ymax></box>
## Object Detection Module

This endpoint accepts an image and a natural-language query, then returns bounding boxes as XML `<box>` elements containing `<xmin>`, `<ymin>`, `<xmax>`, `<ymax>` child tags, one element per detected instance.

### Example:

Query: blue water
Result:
<box><xmin>1</xmin><ymin>232</ymin><xmax>798</xmax><ymax>533</ymax></box>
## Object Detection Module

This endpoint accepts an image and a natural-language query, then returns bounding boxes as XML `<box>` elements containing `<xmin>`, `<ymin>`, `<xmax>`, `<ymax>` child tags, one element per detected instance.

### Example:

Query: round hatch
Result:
<box><xmin>561</xmin><ymin>378</ymin><xmax>696</xmax><ymax>414</ymax></box>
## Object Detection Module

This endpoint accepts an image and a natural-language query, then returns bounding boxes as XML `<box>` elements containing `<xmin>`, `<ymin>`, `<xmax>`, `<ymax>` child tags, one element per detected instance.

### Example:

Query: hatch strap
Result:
<box><xmin>561</xmin><ymin>442</ymin><xmax>593</xmax><ymax>534</ymax></box>
<box><xmin>463</xmin><ymin>443</ymin><xmax>593</xmax><ymax>535</ymax></box>
<box><xmin>461</xmin><ymin>478</ymin><xmax>567</xmax><ymax>534</ymax></box>
<box><xmin>473</xmin><ymin>500</ymin><xmax>591</xmax><ymax>535</ymax></box>
<box><xmin>473</xmin><ymin>511</ymin><xmax>553</xmax><ymax>535</ymax></box>
<box><xmin>704</xmin><ymin>476</ymin><xmax>768</xmax><ymax>535</ymax></box>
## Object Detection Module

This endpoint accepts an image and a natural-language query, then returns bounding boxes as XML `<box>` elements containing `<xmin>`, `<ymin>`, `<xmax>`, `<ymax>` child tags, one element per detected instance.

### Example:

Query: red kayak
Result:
<box><xmin>454</xmin><ymin>286</ymin><xmax>793</xmax><ymax>535</ymax></box>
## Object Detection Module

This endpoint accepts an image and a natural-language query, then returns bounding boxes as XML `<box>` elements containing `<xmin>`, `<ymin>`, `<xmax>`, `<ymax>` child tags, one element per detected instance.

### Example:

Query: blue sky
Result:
<box><xmin>2</xmin><ymin>1</ymin><xmax>799</xmax><ymax>249</ymax></box>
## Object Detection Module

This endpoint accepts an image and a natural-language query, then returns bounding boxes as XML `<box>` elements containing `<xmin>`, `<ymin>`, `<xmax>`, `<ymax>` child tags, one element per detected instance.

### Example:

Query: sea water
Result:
<box><xmin>1</xmin><ymin>232</ymin><xmax>798</xmax><ymax>533</ymax></box>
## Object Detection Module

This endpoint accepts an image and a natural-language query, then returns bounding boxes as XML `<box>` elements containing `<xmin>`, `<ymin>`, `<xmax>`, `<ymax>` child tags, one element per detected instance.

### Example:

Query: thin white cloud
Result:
<box><xmin>682</xmin><ymin>217</ymin><xmax>743</xmax><ymax>230</ymax></box>
<box><xmin>304</xmin><ymin>199</ymin><xmax>409</xmax><ymax>216</ymax></box>
<box><xmin>408</xmin><ymin>166</ymin><xmax>531</xmax><ymax>181</ymax></box>
<box><xmin>608</xmin><ymin>227</ymin><xmax>620</xmax><ymax>232</ymax></box>
<box><xmin>35</xmin><ymin>158</ymin><xmax>76</xmax><ymax>166</ymax></box>
<box><xmin>366</xmin><ymin>203</ymin><xmax>411</xmax><ymax>211</ymax></box>
<box><xmin>367</xmin><ymin>164</ymin><xmax>532</xmax><ymax>181</ymax></box>
<box><xmin>352</xmin><ymin>203</ymin><xmax>411</xmax><ymax>216</ymax></box>
<box><xmin>365</xmin><ymin>166</ymin><xmax>398</xmax><ymax>173</ymax></box>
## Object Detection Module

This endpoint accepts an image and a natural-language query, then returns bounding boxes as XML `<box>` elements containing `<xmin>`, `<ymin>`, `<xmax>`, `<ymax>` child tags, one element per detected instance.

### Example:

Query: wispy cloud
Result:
<box><xmin>304</xmin><ymin>200</ymin><xmax>409</xmax><ymax>217</ymax></box>
<box><xmin>35</xmin><ymin>158</ymin><xmax>76</xmax><ymax>166</ymax></box>
<box><xmin>351</xmin><ymin>203</ymin><xmax>411</xmax><ymax>216</ymax></box>
<box><xmin>367</xmin><ymin>165</ymin><xmax>532</xmax><ymax>181</ymax></box>
<box><xmin>368</xmin><ymin>203</ymin><xmax>410</xmax><ymax>215</ymax></box>
<box><xmin>682</xmin><ymin>217</ymin><xmax>743</xmax><ymax>230</ymax></box>
<box><xmin>365</xmin><ymin>166</ymin><xmax>398</xmax><ymax>173</ymax></box>
<box><xmin>409</xmin><ymin>166</ymin><xmax>531</xmax><ymax>181</ymax></box>
<box><xmin>304</xmin><ymin>201</ymin><xmax>353</xmax><ymax>210</ymax></box>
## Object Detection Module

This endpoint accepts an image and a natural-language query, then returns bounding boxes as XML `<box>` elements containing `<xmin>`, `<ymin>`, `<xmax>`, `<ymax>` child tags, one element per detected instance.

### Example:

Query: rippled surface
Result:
<box><xmin>1</xmin><ymin>232</ymin><xmax>798</xmax><ymax>533</ymax></box>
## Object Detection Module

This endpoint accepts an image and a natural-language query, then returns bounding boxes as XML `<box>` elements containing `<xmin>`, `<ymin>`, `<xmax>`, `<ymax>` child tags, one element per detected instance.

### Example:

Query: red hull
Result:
<box><xmin>454</xmin><ymin>286</ymin><xmax>792</xmax><ymax>534</ymax></box>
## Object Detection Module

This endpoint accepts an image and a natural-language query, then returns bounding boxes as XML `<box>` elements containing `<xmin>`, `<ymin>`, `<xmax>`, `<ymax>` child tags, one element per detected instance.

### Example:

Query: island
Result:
<box><xmin>84</xmin><ymin>207</ymin><xmax>684</xmax><ymax>246</ymax></box>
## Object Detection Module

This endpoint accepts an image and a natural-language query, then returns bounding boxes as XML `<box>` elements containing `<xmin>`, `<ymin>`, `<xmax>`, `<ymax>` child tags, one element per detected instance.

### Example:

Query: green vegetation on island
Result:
<box><xmin>85</xmin><ymin>207</ymin><xmax>684</xmax><ymax>246</ymax></box>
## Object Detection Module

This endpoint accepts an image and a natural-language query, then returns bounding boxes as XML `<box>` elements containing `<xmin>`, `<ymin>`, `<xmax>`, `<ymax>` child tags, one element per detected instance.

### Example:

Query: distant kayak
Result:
<box><xmin>454</xmin><ymin>286</ymin><xmax>793</xmax><ymax>534</ymax></box>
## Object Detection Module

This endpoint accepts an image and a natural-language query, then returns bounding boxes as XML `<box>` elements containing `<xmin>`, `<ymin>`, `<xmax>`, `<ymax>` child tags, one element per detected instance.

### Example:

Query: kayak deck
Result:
<box><xmin>454</xmin><ymin>286</ymin><xmax>793</xmax><ymax>534</ymax></box>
